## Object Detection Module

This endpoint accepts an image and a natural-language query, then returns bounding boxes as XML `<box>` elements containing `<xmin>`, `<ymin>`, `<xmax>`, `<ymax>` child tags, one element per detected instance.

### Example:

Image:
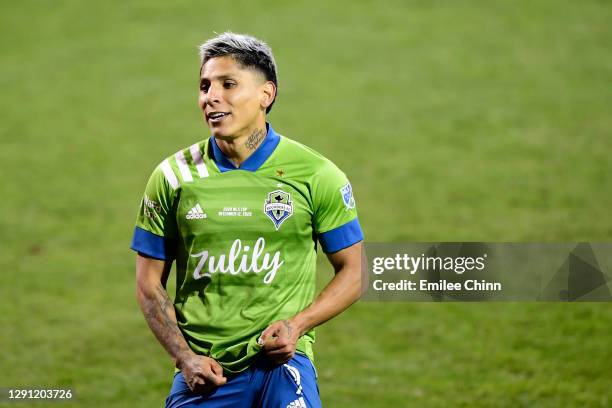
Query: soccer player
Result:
<box><xmin>131</xmin><ymin>32</ymin><xmax>364</xmax><ymax>407</ymax></box>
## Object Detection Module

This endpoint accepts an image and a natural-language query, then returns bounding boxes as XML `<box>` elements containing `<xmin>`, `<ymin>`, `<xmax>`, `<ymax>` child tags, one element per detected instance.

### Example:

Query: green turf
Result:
<box><xmin>1</xmin><ymin>0</ymin><xmax>611</xmax><ymax>406</ymax></box>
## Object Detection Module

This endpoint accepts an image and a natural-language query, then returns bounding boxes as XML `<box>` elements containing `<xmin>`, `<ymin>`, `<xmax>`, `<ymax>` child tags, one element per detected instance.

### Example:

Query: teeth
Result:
<box><xmin>209</xmin><ymin>113</ymin><xmax>227</xmax><ymax>119</ymax></box>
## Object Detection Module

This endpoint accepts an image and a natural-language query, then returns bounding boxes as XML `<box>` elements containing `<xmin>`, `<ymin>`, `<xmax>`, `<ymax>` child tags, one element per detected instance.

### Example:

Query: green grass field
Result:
<box><xmin>1</xmin><ymin>1</ymin><xmax>611</xmax><ymax>406</ymax></box>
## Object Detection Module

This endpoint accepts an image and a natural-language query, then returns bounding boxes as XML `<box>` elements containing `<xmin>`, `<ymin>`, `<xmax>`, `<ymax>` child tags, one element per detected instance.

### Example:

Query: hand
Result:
<box><xmin>258</xmin><ymin>319</ymin><xmax>303</xmax><ymax>364</ymax></box>
<box><xmin>177</xmin><ymin>353</ymin><xmax>227</xmax><ymax>394</ymax></box>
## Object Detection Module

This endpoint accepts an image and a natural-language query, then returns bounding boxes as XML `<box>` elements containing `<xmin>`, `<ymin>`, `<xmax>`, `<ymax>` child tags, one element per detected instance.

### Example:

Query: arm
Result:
<box><xmin>260</xmin><ymin>241</ymin><xmax>364</xmax><ymax>363</ymax></box>
<box><xmin>135</xmin><ymin>254</ymin><xmax>226</xmax><ymax>391</ymax></box>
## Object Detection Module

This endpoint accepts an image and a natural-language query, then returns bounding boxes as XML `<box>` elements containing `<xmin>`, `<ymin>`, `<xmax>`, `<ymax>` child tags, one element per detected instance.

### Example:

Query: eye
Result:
<box><xmin>200</xmin><ymin>82</ymin><xmax>210</xmax><ymax>93</ymax></box>
<box><xmin>223</xmin><ymin>80</ymin><xmax>236</xmax><ymax>89</ymax></box>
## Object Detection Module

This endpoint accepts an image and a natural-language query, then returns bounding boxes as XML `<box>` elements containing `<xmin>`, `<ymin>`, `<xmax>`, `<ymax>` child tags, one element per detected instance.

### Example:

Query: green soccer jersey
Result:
<box><xmin>131</xmin><ymin>123</ymin><xmax>363</xmax><ymax>374</ymax></box>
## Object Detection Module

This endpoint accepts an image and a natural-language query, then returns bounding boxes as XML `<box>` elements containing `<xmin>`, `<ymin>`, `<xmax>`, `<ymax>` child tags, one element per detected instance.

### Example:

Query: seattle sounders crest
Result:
<box><xmin>264</xmin><ymin>190</ymin><xmax>293</xmax><ymax>230</ymax></box>
<box><xmin>340</xmin><ymin>183</ymin><xmax>356</xmax><ymax>210</ymax></box>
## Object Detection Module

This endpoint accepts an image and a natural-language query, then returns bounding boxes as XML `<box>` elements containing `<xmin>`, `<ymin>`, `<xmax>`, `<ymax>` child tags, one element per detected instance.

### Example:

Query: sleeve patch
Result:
<box><xmin>339</xmin><ymin>183</ymin><xmax>356</xmax><ymax>210</ymax></box>
<box><xmin>143</xmin><ymin>194</ymin><xmax>162</xmax><ymax>219</ymax></box>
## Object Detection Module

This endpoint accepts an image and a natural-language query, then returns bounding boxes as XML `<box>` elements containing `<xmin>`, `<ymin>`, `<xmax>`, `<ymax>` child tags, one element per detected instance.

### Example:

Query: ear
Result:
<box><xmin>260</xmin><ymin>81</ymin><xmax>276</xmax><ymax>110</ymax></box>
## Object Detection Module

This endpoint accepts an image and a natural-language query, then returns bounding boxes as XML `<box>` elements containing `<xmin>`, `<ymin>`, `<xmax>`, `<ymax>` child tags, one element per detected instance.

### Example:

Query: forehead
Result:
<box><xmin>200</xmin><ymin>55</ymin><xmax>263</xmax><ymax>82</ymax></box>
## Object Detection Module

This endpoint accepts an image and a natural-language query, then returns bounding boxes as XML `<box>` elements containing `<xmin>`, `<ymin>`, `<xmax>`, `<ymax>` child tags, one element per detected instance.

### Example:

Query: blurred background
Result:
<box><xmin>1</xmin><ymin>1</ymin><xmax>611</xmax><ymax>406</ymax></box>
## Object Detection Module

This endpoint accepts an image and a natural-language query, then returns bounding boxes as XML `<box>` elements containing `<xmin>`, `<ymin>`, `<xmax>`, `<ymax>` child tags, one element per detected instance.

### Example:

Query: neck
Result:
<box><xmin>215</xmin><ymin>122</ymin><xmax>267</xmax><ymax>167</ymax></box>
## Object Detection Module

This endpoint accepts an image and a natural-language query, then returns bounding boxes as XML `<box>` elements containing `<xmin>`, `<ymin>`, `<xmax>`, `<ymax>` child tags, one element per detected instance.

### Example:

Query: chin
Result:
<box><xmin>209</xmin><ymin>124</ymin><xmax>235</xmax><ymax>140</ymax></box>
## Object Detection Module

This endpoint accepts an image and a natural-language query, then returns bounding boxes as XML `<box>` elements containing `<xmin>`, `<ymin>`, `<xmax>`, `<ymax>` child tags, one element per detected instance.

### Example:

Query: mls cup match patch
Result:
<box><xmin>340</xmin><ymin>183</ymin><xmax>356</xmax><ymax>210</ymax></box>
<box><xmin>264</xmin><ymin>190</ymin><xmax>293</xmax><ymax>230</ymax></box>
<box><xmin>143</xmin><ymin>194</ymin><xmax>161</xmax><ymax>219</ymax></box>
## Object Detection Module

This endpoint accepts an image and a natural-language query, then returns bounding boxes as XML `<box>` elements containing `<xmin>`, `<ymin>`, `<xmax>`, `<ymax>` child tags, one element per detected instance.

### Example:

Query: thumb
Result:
<box><xmin>210</xmin><ymin>361</ymin><xmax>226</xmax><ymax>379</ymax></box>
<box><xmin>204</xmin><ymin>365</ymin><xmax>227</xmax><ymax>386</ymax></box>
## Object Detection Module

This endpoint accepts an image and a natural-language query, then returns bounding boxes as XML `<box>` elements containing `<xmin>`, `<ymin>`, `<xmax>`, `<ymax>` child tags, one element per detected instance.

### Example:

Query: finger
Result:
<box><xmin>262</xmin><ymin>336</ymin><xmax>286</xmax><ymax>351</ymax></box>
<box><xmin>265</xmin><ymin>345</ymin><xmax>294</xmax><ymax>357</ymax></box>
<box><xmin>210</xmin><ymin>361</ymin><xmax>224</xmax><ymax>377</ymax></box>
<box><xmin>264</xmin><ymin>341</ymin><xmax>289</xmax><ymax>352</ymax></box>
<box><xmin>210</xmin><ymin>375</ymin><xmax>227</xmax><ymax>386</ymax></box>
<box><xmin>206</xmin><ymin>372</ymin><xmax>227</xmax><ymax>386</ymax></box>
<box><xmin>258</xmin><ymin>322</ymin><xmax>281</xmax><ymax>345</ymax></box>
<box><xmin>210</xmin><ymin>363</ymin><xmax>227</xmax><ymax>384</ymax></box>
<box><xmin>202</xmin><ymin>366</ymin><xmax>227</xmax><ymax>386</ymax></box>
<box><xmin>187</xmin><ymin>376</ymin><xmax>206</xmax><ymax>392</ymax></box>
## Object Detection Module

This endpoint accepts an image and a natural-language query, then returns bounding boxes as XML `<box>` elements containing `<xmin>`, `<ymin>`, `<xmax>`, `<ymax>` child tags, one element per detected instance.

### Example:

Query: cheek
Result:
<box><xmin>198</xmin><ymin>93</ymin><xmax>206</xmax><ymax>110</ymax></box>
<box><xmin>232</xmin><ymin>90</ymin><xmax>260</xmax><ymax>115</ymax></box>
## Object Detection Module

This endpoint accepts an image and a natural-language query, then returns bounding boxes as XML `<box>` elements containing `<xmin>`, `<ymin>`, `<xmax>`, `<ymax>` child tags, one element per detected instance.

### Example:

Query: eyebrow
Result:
<box><xmin>200</xmin><ymin>74</ymin><xmax>238</xmax><ymax>82</ymax></box>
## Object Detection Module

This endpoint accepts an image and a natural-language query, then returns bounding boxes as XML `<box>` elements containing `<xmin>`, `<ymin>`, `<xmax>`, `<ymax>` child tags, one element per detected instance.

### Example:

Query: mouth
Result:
<box><xmin>207</xmin><ymin>111</ymin><xmax>230</xmax><ymax>124</ymax></box>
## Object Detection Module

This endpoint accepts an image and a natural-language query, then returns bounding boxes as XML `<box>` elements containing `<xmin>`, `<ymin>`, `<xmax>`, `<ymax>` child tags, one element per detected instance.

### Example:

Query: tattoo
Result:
<box><xmin>140</xmin><ymin>282</ymin><xmax>191</xmax><ymax>365</ymax></box>
<box><xmin>245</xmin><ymin>128</ymin><xmax>265</xmax><ymax>150</ymax></box>
<box><xmin>155</xmin><ymin>284</ymin><xmax>176</xmax><ymax>328</ymax></box>
<box><xmin>282</xmin><ymin>320</ymin><xmax>293</xmax><ymax>337</ymax></box>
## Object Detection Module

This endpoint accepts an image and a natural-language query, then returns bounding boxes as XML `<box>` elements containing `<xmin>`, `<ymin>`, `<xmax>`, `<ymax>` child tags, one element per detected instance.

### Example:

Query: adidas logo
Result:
<box><xmin>186</xmin><ymin>203</ymin><xmax>207</xmax><ymax>220</ymax></box>
<box><xmin>286</xmin><ymin>397</ymin><xmax>306</xmax><ymax>408</ymax></box>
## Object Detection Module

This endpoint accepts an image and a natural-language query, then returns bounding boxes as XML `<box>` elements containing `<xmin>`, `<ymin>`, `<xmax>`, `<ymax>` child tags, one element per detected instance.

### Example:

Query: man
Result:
<box><xmin>130</xmin><ymin>32</ymin><xmax>364</xmax><ymax>407</ymax></box>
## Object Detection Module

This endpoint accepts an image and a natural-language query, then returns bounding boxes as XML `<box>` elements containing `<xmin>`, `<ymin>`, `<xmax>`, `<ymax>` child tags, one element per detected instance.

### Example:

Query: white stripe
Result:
<box><xmin>284</xmin><ymin>364</ymin><xmax>301</xmax><ymax>386</ymax></box>
<box><xmin>283</xmin><ymin>364</ymin><xmax>302</xmax><ymax>395</ymax></box>
<box><xmin>196</xmin><ymin>203</ymin><xmax>203</xmax><ymax>213</ymax></box>
<box><xmin>190</xmin><ymin>143</ymin><xmax>209</xmax><ymax>178</ymax></box>
<box><xmin>174</xmin><ymin>151</ymin><xmax>193</xmax><ymax>182</ymax></box>
<box><xmin>160</xmin><ymin>159</ymin><xmax>179</xmax><ymax>190</ymax></box>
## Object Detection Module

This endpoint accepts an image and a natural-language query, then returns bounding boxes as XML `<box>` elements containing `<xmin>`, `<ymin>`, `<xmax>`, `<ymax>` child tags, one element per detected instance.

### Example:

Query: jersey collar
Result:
<box><xmin>210</xmin><ymin>123</ymin><xmax>280</xmax><ymax>172</ymax></box>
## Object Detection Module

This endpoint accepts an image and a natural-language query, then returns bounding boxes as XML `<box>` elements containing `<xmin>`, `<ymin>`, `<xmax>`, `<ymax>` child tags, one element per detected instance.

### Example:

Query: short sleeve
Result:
<box><xmin>313</xmin><ymin>162</ymin><xmax>364</xmax><ymax>253</ymax></box>
<box><xmin>130</xmin><ymin>162</ymin><xmax>178</xmax><ymax>260</ymax></box>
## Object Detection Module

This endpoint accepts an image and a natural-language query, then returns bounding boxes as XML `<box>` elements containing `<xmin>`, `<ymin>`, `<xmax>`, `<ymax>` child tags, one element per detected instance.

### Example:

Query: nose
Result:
<box><xmin>205</xmin><ymin>83</ymin><xmax>222</xmax><ymax>106</ymax></box>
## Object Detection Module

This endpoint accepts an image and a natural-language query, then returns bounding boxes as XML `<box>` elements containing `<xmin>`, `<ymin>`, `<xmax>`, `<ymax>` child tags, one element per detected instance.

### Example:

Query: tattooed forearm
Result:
<box><xmin>139</xmin><ymin>282</ymin><xmax>193</xmax><ymax>364</ymax></box>
<box><xmin>154</xmin><ymin>284</ymin><xmax>178</xmax><ymax>327</ymax></box>
<box><xmin>245</xmin><ymin>128</ymin><xmax>265</xmax><ymax>150</ymax></box>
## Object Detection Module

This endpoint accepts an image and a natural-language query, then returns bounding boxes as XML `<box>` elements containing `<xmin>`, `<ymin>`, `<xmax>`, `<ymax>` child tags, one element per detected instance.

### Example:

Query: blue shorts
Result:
<box><xmin>165</xmin><ymin>353</ymin><xmax>321</xmax><ymax>408</ymax></box>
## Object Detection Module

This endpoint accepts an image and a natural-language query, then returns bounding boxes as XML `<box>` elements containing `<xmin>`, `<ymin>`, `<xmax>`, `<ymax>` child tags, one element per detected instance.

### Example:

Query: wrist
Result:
<box><xmin>175</xmin><ymin>349</ymin><xmax>196</xmax><ymax>370</ymax></box>
<box><xmin>288</xmin><ymin>314</ymin><xmax>310</xmax><ymax>337</ymax></box>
